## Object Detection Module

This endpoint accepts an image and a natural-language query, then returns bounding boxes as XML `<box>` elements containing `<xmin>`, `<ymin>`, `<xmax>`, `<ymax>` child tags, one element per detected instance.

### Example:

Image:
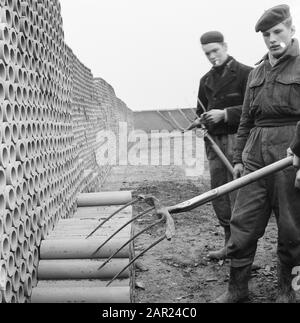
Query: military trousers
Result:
<box><xmin>227</xmin><ymin>125</ymin><xmax>300</xmax><ymax>268</ymax></box>
<box><xmin>205</xmin><ymin>134</ymin><xmax>236</xmax><ymax>228</ymax></box>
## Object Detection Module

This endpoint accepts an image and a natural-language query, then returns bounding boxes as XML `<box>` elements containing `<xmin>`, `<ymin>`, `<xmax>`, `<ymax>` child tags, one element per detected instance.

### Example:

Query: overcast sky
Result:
<box><xmin>60</xmin><ymin>0</ymin><xmax>300</xmax><ymax>111</ymax></box>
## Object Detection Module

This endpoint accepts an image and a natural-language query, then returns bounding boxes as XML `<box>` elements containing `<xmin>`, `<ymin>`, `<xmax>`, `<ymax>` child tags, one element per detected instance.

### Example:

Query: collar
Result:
<box><xmin>212</xmin><ymin>56</ymin><xmax>234</xmax><ymax>71</ymax></box>
<box><xmin>255</xmin><ymin>38</ymin><xmax>300</xmax><ymax>66</ymax></box>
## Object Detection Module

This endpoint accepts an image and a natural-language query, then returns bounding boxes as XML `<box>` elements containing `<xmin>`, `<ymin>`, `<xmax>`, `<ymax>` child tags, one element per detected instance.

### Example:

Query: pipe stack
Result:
<box><xmin>31</xmin><ymin>194</ymin><xmax>133</xmax><ymax>303</ymax></box>
<box><xmin>0</xmin><ymin>0</ymin><xmax>134</xmax><ymax>304</ymax></box>
<box><xmin>0</xmin><ymin>0</ymin><xmax>78</xmax><ymax>303</ymax></box>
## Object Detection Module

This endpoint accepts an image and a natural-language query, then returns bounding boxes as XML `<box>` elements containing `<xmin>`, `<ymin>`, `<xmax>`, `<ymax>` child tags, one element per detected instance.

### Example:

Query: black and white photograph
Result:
<box><xmin>0</xmin><ymin>0</ymin><xmax>300</xmax><ymax>308</ymax></box>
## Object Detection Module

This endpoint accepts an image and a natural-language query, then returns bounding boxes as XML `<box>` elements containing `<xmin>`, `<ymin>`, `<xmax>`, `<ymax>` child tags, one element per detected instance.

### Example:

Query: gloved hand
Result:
<box><xmin>233</xmin><ymin>163</ymin><xmax>244</xmax><ymax>180</ymax></box>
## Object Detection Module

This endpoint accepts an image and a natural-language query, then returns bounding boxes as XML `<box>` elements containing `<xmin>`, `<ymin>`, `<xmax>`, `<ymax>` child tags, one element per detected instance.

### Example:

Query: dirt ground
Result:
<box><xmin>103</xmin><ymin>167</ymin><xmax>284</xmax><ymax>304</ymax></box>
<box><xmin>101</xmin><ymin>135</ymin><xmax>298</xmax><ymax>304</ymax></box>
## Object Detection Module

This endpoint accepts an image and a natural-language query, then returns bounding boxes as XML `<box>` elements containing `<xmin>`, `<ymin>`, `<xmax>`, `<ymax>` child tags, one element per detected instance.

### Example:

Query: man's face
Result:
<box><xmin>202</xmin><ymin>43</ymin><xmax>228</xmax><ymax>66</ymax></box>
<box><xmin>263</xmin><ymin>22</ymin><xmax>295</xmax><ymax>58</ymax></box>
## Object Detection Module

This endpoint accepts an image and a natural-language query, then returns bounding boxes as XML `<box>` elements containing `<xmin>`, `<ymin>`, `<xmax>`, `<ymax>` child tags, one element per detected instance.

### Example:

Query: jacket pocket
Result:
<box><xmin>273</xmin><ymin>76</ymin><xmax>300</xmax><ymax>112</ymax></box>
<box><xmin>248</xmin><ymin>77</ymin><xmax>265</xmax><ymax>115</ymax></box>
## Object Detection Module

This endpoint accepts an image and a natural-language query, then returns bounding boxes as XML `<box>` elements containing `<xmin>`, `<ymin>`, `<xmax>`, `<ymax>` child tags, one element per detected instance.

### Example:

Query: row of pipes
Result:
<box><xmin>0</xmin><ymin>0</ymin><xmax>135</xmax><ymax>304</ymax></box>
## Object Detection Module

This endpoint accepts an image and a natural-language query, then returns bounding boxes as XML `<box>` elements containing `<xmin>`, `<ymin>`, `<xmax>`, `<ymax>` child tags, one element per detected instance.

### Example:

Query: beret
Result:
<box><xmin>255</xmin><ymin>4</ymin><xmax>291</xmax><ymax>32</ymax></box>
<box><xmin>200</xmin><ymin>31</ymin><xmax>224</xmax><ymax>45</ymax></box>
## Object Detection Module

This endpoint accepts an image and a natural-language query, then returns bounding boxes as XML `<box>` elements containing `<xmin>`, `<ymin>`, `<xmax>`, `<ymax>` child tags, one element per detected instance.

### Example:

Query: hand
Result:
<box><xmin>233</xmin><ymin>163</ymin><xmax>244</xmax><ymax>180</ymax></box>
<box><xmin>202</xmin><ymin>110</ymin><xmax>225</xmax><ymax>126</ymax></box>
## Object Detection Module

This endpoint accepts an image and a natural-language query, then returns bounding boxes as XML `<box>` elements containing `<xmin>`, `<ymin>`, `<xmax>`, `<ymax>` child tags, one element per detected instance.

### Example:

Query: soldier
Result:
<box><xmin>216</xmin><ymin>5</ymin><xmax>300</xmax><ymax>303</ymax></box>
<box><xmin>197</xmin><ymin>31</ymin><xmax>252</xmax><ymax>259</ymax></box>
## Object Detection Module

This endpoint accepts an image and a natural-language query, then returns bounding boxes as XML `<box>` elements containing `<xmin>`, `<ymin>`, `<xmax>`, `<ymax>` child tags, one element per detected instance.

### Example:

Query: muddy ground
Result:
<box><xmin>101</xmin><ymin>134</ymin><xmax>297</xmax><ymax>304</ymax></box>
<box><xmin>130</xmin><ymin>179</ymin><xmax>281</xmax><ymax>304</ymax></box>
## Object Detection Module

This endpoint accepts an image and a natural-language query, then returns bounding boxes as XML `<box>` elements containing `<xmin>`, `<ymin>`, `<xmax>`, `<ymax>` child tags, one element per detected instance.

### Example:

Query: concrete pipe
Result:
<box><xmin>9</xmin><ymin>46</ymin><xmax>16</xmax><ymax>65</ymax></box>
<box><xmin>23</xmin><ymin>217</ymin><xmax>31</xmax><ymax>238</ymax></box>
<box><xmin>21</xmin><ymin>181</ymin><xmax>28</xmax><ymax>198</ymax></box>
<box><xmin>17</xmin><ymin>222</ymin><xmax>25</xmax><ymax>244</ymax></box>
<box><xmin>19</xmin><ymin>17</ymin><xmax>29</xmax><ymax>37</ymax></box>
<box><xmin>0</xmin><ymin>260</ymin><xmax>7</xmax><ymax>291</ymax></box>
<box><xmin>0</xmin><ymin>7</ymin><xmax>12</xmax><ymax>28</ymax></box>
<box><xmin>12</xmin><ymin>206</ymin><xmax>20</xmax><ymax>227</ymax></box>
<box><xmin>2</xmin><ymin>101</ymin><xmax>13</xmax><ymax>122</ymax></box>
<box><xmin>2</xmin><ymin>278</ymin><xmax>13</xmax><ymax>303</ymax></box>
<box><xmin>0</xmin><ymin>23</ymin><xmax>10</xmax><ymax>42</ymax></box>
<box><xmin>24</xmin><ymin>274</ymin><xmax>32</xmax><ymax>297</ymax></box>
<box><xmin>15</xmin><ymin>184</ymin><xmax>22</xmax><ymax>205</ymax></box>
<box><xmin>30</xmin><ymin>212</ymin><xmax>38</xmax><ymax>231</ymax></box>
<box><xmin>21</xmin><ymin>238</ymin><xmax>29</xmax><ymax>260</ymax></box>
<box><xmin>24</xmin><ymin>196</ymin><xmax>32</xmax><ymax>216</ymax></box>
<box><xmin>40</xmin><ymin>239</ymin><xmax>130</xmax><ymax>260</ymax></box>
<box><xmin>7</xmin><ymin>252</ymin><xmax>15</xmax><ymax>277</ymax></box>
<box><xmin>11</xmin><ymin>270</ymin><xmax>21</xmax><ymax>293</ymax></box>
<box><xmin>17</xmin><ymin>32</ymin><xmax>26</xmax><ymax>53</ymax></box>
<box><xmin>6</xmin><ymin>63</ymin><xmax>15</xmax><ymax>82</ymax></box>
<box><xmin>9</xmin><ymin>227</ymin><xmax>18</xmax><ymax>252</ymax></box>
<box><xmin>27</xmin><ymin>252</ymin><xmax>34</xmax><ymax>273</ymax></box>
<box><xmin>10</xmin><ymin>123</ymin><xmax>19</xmax><ymax>144</ymax></box>
<box><xmin>14</xmin><ymin>244</ymin><xmax>22</xmax><ymax>268</ymax></box>
<box><xmin>31</xmin><ymin>286</ymin><xmax>130</xmax><ymax>304</ymax></box>
<box><xmin>15</xmin><ymin>84</ymin><xmax>23</xmax><ymax>104</ymax></box>
<box><xmin>19</xmin><ymin>260</ymin><xmax>26</xmax><ymax>283</ymax></box>
<box><xmin>0</xmin><ymin>234</ymin><xmax>10</xmax><ymax>260</ymax></box>
<box><xmin>0</xmin><ymin>216</ymin><xmax>3</xmax><ymax>237</ymax></box>
<box><xmin>0</xmin><ymin>146</ymin><xmax>9</xmax><ymax>168</ymax></box>
<box><xmin>17</xmin><ymin>285</ymin><xmax>25</xmax><ymax>304</ymax></box>
<box><xmin>0</xmin><ymin>81</ymin><xmax>4</xmax><ymax>101</ymax></box>
<box><xmin>28</xmin><ymin>232</ymin><xmax>35</xmax><ymax>251</ymax></box>
<box><xmin>15</xmin><ymin>49</ymin><xmax>22</xmax><ymax>67</ymax></box>
<box><xmin>38</xmin><ymin>259</ymin><xmax>130</xmax><ymax>281</ymax></box>
<box><xmin>0</xmin><ymin>167</ymin><xmax>5</xmax><ymax>191</ymax></box>
<box><xmin>12</xmin><ymin>11</ymin><xmax>20</xmax><ymax>33</ymax></box>
<box><xmin>3</xmin><ymin>81</ymin><xmax>15</xmax><ymax>102</ymax></box>
<box><xmin>5</xmin><ymin>164</ymin><xmax>17</xmax><ymax>186</ymax></box>
<box><xmin>12</xmin><ymin>103</ymin><xmax>21</xmax><ymax>122</ymax></box>
<box><xmin>33</xmin><ymin>247</ymin><xmax>39</xmax><ymax>267</ymax></box>
<box><xmin>32</xmin><ymin>268</ymin><xmax>38</xmax><ymax>288</ymax></box>
<box><xmin>77</xmin><ymin>192</ymin><xmax>132</xmax><ymax>207</ymax></box>
<box><xmin>0</xmin><ymin>59</ymin><xmax>6</xmax><ymax>81</ymax></box>
<box><xmin>22</xmin><ymin>159</ymin><xmax>31</xmax><ymax>179</ymax></box>
<box><xmin>9</xmin><ymin>28</ymin><xmax>18</xmax><ymax>49</ymax></box>
<box><xmin>16</xmin><ymin>163</ymin><xmax>23</xmax><ymax>183</ymax></box>
<box><xmin>3</xmin><ymin>209</ymin><xmax>12</xmax><ymax>233</ymax></box>
<box><xmin>18</xmin><ymin>123</ymin><xmax>27</xmax><ymax>139</ymax></box>
<box><xmin>4</xmin><ymin>186</ymin><xmax>15</xmax><ymax>212</ymax></box>
<box><xmin>16</xmin><ymin>140</ymin><xmax>27</xmax><ymax>162</ymax></box>
<box><xmin>8</xmin><ymin>144</ymin><xmax>16</xmax><ymax>164</ymax></box>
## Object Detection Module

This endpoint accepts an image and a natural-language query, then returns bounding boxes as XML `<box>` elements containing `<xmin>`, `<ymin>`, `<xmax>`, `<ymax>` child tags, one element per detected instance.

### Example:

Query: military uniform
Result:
<box><xmin>215</xmin><ymin>4</ymin><xmax>300</xmax><ymax>304</ymax></box>
<box><xmin>197</xmin><ymin>57</ymin><xmax>252</xmax><ymax>229</ymax></box>
<box><xmin>227</xmin><ymin>39</ymin><xmax>300</xmax><ymax>268</ymax></box>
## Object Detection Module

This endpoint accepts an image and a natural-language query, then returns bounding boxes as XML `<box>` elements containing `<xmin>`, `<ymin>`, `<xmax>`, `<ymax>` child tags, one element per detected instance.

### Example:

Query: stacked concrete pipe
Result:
<box><xmin>0</xmin><ymin>0</ymin><xmax>134</xmax><ymax>304</ymax></box>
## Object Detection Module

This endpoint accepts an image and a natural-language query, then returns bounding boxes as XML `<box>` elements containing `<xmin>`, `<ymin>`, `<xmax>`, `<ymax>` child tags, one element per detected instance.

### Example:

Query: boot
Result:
<box><xmin>276</xmin><ymin>261</ymin><xmax>296</xmax><ymax>303</ymax></box>
<box><xmin>208</xmin><ymin>226</ymin><xmax>230</xmax><ymax>260</ymax></box>
<box><xmin>214</xmin><ymin>265</ymin><xmax>252</xmax><ymax>303</ymax></box>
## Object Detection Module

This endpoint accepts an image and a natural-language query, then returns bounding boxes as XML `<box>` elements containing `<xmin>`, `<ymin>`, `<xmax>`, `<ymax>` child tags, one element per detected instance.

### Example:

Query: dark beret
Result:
<box><xmin>200</xmin><ymin>31</ymin><xmax>224</xmax><ymax>45</ymax></box>
<box><xmin>255</xmin><ymin>4</ymin><xmax>291</xmax><ymax>32</ymax></box>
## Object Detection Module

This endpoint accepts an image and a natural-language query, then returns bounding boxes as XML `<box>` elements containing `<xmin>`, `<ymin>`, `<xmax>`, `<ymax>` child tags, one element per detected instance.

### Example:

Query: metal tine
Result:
<box><xmin>86</xmin><ymin>198</ymin><xmax>140</xmax><ymax>239</ymax></box>
<box><xmin>98</xmin><ymin>219</ymin><xmax>164</xmax><ymax>271</ymax></box>
<box><xmin>106</xmin><ymin>235</ymin><xmax>166</xmax><ymax>287</ymax></box>
<box><xmin>91</xmin><ymin>207</ymin><xmax>155</xmax><ymax>256</ymax></box>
